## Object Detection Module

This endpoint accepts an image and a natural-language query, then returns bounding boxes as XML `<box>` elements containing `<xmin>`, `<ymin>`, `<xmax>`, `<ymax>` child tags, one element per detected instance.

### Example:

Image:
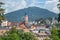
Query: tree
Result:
<box><xmin>1</xmin><ymin>27</ymin><xmax>38</xmax><ymax>40</ymax></box>
<box><xmin>58</xmin><ymin>30</ymin><xmax>60</xmax><ymax>39</ymax></box>
<box><xmin>0</xmin><ymin>8</ymin><xmax>5</xmax><ymax>14</ymax></box>
<box><xmin>0</xmin><ymin>2</ymin><xmax>5</xmax><ymax>14</ymax></box>
<box><xmin>0</xmin><ymin>2</ymin><xmax>5</xmax><ymax>25</ymax></box>
<box><xmin>58</xmin><ymin>13</ymin><xmax>60</xmax><ymax>23</ymax></box>
<box><xmin>19</xmin><ymin>32</ymin><xmax>37</xmax><ymax>40</ymax></box>
<box><xmin>44</xmin><ymin>38</ymin><xmax>49</xmax><ymax>40</ymax></box>
<box><xmin>0</xmin><ymin>2</ymin><xmax>4</xmax><ymax>7</ymax></box>
<box><xmin>4</xmin><ymin>33</ymin><xmax>20</xmax><ymax>40</ymax></box>
<box><xmin>50</xmin><ymin>25</ymin><xmax>60</xmax><ymax>40</ymax></box>
<box><xmin>0</xmin><ymin>37</ymin><xmax>3</xmax><ymax>40</ymax></box>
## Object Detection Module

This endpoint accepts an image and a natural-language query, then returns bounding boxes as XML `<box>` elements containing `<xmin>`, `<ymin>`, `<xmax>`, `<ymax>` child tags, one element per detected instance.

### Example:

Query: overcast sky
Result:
<box><xmin>0</xmin><ymin>0</ymin><xmax>59</xmax><ymax>14</ymax></box>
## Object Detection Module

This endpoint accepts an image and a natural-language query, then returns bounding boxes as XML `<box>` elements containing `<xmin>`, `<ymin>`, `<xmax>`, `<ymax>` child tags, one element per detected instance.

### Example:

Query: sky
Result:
<box><xmin>0</xmin><ymin>0</ymin><xmax>59</xmax><ymax>14</ymax></box>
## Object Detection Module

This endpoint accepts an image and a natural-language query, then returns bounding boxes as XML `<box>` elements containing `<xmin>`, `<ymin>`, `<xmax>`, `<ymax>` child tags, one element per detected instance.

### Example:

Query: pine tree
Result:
<box><xmin>58</xmin><ymin>13</ymin><xmax>60</xmax><ymax>22</ymax></box>
<box><xmin>0</xmin><ymin>2</ymin><xmax>5</xmax><ymax>25</ymax></box>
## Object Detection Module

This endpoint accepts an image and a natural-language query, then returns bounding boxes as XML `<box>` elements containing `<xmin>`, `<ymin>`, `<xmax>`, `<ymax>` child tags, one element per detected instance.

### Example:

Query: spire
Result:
<box><xmin>25</xmin><ymin>12</ymin><xmax>27</xmax><ymax>16</ymax></box>
<box><xmin>24</xmin><ymin>12</ymin><xmax>28</xmax><ymax>24</ymax></box>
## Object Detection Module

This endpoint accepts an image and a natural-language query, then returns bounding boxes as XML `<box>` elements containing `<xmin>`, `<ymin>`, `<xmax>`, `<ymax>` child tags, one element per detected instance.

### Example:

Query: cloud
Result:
<box><xmin>52</xmin><ymin>7</ymin><xmax>59</xmax><ymax>14</ymax></box>
<box><xmin>27</xmin><ymin>0</ymin><xmax>44</xmax><ymax>8</ymax></box>
<box><xmin>44</xmin><ymin>0</ymin><xmax>59</xmax><ymax>13</ymax></box>
<box><xmin>3</xmin><ymin>0</ymin><xmax>44</xmax><ymax>13</ymax></box>
<box><xmin>15</xmin><ymin>0</ymin><xmax>27</xmax><ymax>9</ymax></box>
<box><xmin>0</xmin><ymin>0</ymin><xmax>27</xmax><ymax>13</ymax></box>
<box><xmin>29</xmin><ymin>0</ymin><xmax>59</xmax><ymax>14</ymax></box>
<box><xmin>0</xmin><ymin>0</ymin><xmax>59</xmax><ymax>14</ymax></box>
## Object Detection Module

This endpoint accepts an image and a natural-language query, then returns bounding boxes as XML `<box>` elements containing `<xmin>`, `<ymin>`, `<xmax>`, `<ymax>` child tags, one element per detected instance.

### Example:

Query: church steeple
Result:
<box><xmin>24</xmin><ymin>13</ymin><xmax>28</xmax><ymax>16</ymax></box>
<box><xmin>24</xmin><ymin>13</ymin><xmax>28</xmax><ymax>24</ymax></box>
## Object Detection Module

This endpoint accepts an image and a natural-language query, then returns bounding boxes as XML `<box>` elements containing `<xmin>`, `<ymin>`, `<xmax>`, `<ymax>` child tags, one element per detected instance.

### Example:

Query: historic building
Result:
<box><xmin>24</xmin><ymin>13</ymin><xmax>28</xmax><ymax>24</ymax></box>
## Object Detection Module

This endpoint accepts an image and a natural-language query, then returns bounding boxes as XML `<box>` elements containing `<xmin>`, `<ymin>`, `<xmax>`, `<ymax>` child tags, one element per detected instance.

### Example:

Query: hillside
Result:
<box><xmin>5</xmin><ymin>7</ymin><xmax>58</xmax><ymax>22</ymax></box>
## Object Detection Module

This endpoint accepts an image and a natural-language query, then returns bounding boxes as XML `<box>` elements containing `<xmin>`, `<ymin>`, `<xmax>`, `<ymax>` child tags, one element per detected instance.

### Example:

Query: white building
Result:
<box><xmin>30</xmin><ymin>24</ymin><xmax>50</xmax><ymax>40</ymax></box>
<box><xmin>1</xmin><ymin>20</ymin><xmax>8</xmax><ymax>27</ymax></box>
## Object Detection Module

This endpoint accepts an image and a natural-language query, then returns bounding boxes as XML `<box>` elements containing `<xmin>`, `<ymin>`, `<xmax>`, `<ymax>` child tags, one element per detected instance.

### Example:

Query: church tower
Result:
<box><xmin>24</xmin><ymin>13</ymin><xmax>28</xmax><ymax>24</ymax></box>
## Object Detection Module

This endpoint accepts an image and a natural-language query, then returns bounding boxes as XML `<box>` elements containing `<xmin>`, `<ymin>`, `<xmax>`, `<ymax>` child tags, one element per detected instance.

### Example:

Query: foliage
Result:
<box><xmin>0</xmin><ymin>2</ymin><xmax>5</xmax><ymax>25</ymax></box>
<box><xmin>0</xmin><ymin>2</ymin><xmax>4</xmax><ymax>7</ymax></box>
<box><xmin>44</xmin><ymin>38</ymin><xmax>49</xmax><ymax>40</ymax></box>
<box><xmin>58</xmin><ymin>30</ymin><xmax>60</xmax><ymax>38</ymax></box>
<box><xmin>0</xmin><ymin>14</ymin><xmax>5</xmax><ymax>25</ymax></box>
<box><xmin>0</xmin><ymin>8</ymin><xmax>5</xmax><ymax>13</ymax></box>
<box><xmin>19</xmin><ymin>32</ymin><xmax>37</xmax><ymax>40</ymax></box>
<box><xmin>50</xmin><ymin>25</ymin><xmax>60</xmax><ymax>40</ymax></box>
<box><xmin>0</xmin><ymin>27</ymin><xmax>38</xmax><ymax>40</ymax></box>
<box><xmin>54</xmin><ymin>23</ymin><xmax>60</xmax><ymax>38</ymax></box>
<box><xmin>0</xmin><ymin>14</ymin><xmax>5</xmax><ymax>20</ymax></box>
<box><xmin>54</xmin><ymin>23</ymin><xmax>60</xmax><ymax>27</ymax></box>
<box><xmin>0</xmin><ymin>2</ymin><xmax>4</xmax><ymax>5</ymax></box>
<box><xmin>0</xmin><ymin>37</ymin><xmax>3</xmax><ymax>40</ymax></box>
<box><xmin>58</xmin><ymin>13</ymin><xmax>60</xmax><ymax>22</ymax></box>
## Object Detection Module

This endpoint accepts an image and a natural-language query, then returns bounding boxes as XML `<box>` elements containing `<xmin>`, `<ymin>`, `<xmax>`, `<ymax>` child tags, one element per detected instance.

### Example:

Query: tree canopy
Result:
<box><xmin>0</xmin><ymin>27</ymin><xmax>38</xmax><ymax>40</ymax></box>
<box><xmin>0</xmin><ymin>2</ymin><xmax>4</xmax><ymax>7</ymax></box>
<box><xmin>0</xmin><ymin>2</ymin><xmax>5</xmax><ymax>25</ymax></box>
<box><xmin>50</xmin><ymin>25</ymin><xmax>60</xmax><ymax>40</ymax></box>
<box><xmin>58</xmin><ymin>13</ymin><xmax>60</xmax><ymax>23</ymax></box>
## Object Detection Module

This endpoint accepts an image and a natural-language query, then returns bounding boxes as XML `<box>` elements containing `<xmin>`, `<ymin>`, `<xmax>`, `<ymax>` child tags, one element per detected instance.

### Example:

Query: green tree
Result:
<box><xmin>0</xmin><ymin>37</ymin><xmax>3</xmax><ymax>40</ymax></box>
<box><xmin>0</xmin><ymin>2</ymin><xmax>5</xmax><ymax>14</ymax></box>
<box><xmin>50</xmin><ymin>25</ymin><xmax>60</xmax><ymax>40</ymax></box>
<box><xmin>58</xmin><ymin>30</ymin><xmax>60</xmax><ymax>39</ymax></box>
<box><xmin>1</xmin><ymin>27</ymin><xmax>38</xmax><ymax>40</ymax></box>
<box><xmin>4</xmin><ymin>33</ymin><xmax>19</xmax><ymax>40</ymax></box>
<box><xmin>0</xmin><ymin>2</ymin><xmax>5</xmax><ymax>25</ymax></box>
<box><xmin>0</xmin><ymin>2</ymin><xmax>4</xmax><ymax>7</ymax></box>
<box><xmin>19</xmin><ymin>32</ymin><xmax>37</xmax><ymax>40</ymax></box>
<box><xmin>44</xmin><ymin>37</ymin><xmax>50</xmax><ymax>40</ymax></box>
<box><xmin>58</xmin><ymin>13</ymin><xmax>60</xmax><ymax>23</ymax></box>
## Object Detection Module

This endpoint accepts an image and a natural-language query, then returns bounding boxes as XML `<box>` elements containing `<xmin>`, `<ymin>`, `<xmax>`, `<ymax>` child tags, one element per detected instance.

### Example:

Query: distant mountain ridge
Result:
<box><xmin>5</xmin><ymin>7</ymin><xmax>58</xmax><ymax>22</ymax></box>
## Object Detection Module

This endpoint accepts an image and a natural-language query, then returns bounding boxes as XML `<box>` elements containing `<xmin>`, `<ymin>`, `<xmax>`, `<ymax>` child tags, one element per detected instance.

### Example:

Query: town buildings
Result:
<box><xmin>0</xmin><ymin>13</ymin><xmax>58</xmax><ymax>40</ymax></box>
